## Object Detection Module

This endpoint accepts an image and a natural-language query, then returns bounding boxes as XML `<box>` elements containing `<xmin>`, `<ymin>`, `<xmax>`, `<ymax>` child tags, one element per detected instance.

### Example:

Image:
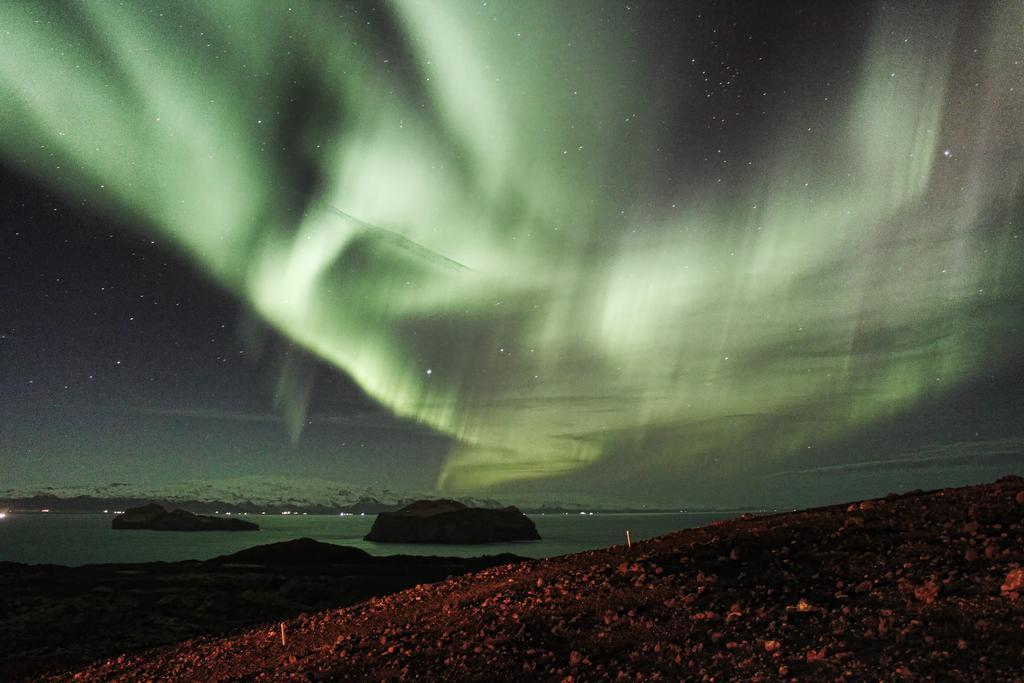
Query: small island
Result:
<box><xmin>364</xmin><ymin>499</ymin><xmax>540</xmax><ymax>544</ymax></box>
<box><xmin>112</xmin><ymin>503</ymin><xmax>259</xmax><ymax>531</ymax></box>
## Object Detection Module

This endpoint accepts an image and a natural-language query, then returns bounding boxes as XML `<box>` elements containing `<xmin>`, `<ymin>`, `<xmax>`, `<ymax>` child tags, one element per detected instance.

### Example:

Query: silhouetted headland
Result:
<box><xmin>0</xmin><ymin>538</ymin><xmax>526</xmax><ymax>681</ymax></box>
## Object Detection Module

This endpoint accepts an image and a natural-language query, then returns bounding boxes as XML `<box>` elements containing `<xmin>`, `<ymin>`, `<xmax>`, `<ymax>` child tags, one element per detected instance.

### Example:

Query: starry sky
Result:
<box><xmin>1</xmin><ymin>1</ymin><xmax>1022</xmax><ymax>508</ymax></box>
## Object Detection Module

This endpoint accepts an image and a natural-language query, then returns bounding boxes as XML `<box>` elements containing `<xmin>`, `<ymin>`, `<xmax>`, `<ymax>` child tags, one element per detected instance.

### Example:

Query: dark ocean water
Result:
<box><xmin>0</xmin><ymin>511</ymin><xmax>735</xmax><ymax>566</ymax></box>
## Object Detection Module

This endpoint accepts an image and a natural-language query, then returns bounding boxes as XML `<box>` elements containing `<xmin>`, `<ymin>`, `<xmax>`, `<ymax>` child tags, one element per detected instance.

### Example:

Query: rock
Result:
<box><xmin>843</xmin><ymin>516</ymin><xmax>865</xmax><ymax>531</ymax></box>
<box><xmin>1000</xmin><ymin>568</ymin><xmax>1024</xmax><ymax>595</ymax></box>
<box><xmin>913</xmin><ymin>581</ymin><xmax>939</xmax><ymax>605</ymax></box>
<box><xmin>112</xmin><ymin>503</ymin><xmax>259</xmax><ymax>531</ymax></box>
<box><xmin>364</xmin><ymin>499</ymin><xmax>541</xmax><ymax>544</ymax></box>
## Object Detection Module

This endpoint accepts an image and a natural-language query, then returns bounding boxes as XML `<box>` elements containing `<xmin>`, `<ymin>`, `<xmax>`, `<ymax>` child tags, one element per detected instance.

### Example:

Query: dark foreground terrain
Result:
<box><xmin>0</xmin><ymin>540</ymin><xmax>524</xmax><ymax>681</ymax></box>
<box><xmin>27</xmin><ymin>477</ymin><xmax>1024</xmax><ymax>681</ymax></box>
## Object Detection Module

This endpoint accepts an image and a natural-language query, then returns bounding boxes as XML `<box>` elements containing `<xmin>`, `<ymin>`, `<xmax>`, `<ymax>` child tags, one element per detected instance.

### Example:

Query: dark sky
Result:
<box><xmin>1</xmin><ymin>1</ymin><xmax>1022</xmax><ymax>507</ymax></box>
<box><xmin>0</xmin><ymin>162</ymin><xmax>452</xmax><ymax>491</ymax></box>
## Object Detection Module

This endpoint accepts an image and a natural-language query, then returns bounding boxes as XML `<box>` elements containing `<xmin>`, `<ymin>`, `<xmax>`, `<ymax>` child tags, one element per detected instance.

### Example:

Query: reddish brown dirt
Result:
<box><xmin>63</xmin><ymin>477</ymin><xmax>1024</xmax><ymax>681</ymax></box>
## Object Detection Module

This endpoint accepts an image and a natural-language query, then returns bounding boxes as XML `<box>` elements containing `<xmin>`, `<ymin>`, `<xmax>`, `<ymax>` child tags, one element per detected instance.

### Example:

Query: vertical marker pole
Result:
<box><xmin>280</xmin><ymin>622</ymin><xmax>287</xmax><ymax>646</ymax></box>
<box><xmin>626</xmin><ymin>530</ymin><xmax>632</xmax><ymax>548</ymax></box>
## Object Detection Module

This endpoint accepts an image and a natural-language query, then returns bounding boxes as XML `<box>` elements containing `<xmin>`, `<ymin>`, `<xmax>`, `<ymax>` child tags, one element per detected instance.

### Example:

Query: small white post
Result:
<box><xmin>626</xmin><ymin>529</ymin><xmax>632</xmax><ymax>548</ymax></box>
<box><xmin>280</xmin><ymin>622</ymin><xmax>287</xmax><ymax>646</ymax></box>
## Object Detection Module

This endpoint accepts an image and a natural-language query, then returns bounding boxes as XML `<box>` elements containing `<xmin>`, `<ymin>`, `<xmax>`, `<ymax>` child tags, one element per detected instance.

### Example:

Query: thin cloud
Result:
<box><xmin>771</xmin><ymin>438</ymin><xmax>1024</xmax><ymax>478</ymax></box>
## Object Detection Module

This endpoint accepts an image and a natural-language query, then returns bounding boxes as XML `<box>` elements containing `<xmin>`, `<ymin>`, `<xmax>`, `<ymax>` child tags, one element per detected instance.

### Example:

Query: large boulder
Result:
<box><xmin>364</xmin><ymin>499</ymin><xmax>540</xmax><ymax>544</ymax></box>
<box><xmin>112</xmin><ymin>503</ymin><xmax>259</xmax><ymax>531</ymax></box>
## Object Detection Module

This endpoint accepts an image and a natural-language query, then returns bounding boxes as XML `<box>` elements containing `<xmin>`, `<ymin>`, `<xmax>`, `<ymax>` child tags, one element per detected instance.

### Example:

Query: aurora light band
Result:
<box><xmin>1</xmin><ymin>1</ymin><xmax>1021</xmax><ymax>494</ymax></box>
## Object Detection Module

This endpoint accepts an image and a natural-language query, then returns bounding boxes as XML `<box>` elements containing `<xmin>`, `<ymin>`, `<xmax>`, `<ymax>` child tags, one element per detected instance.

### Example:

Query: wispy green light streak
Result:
<box><xmin>1</xmin><ymin>1</ymin><xmax>1021</xmax><ymax>492</ymax></box>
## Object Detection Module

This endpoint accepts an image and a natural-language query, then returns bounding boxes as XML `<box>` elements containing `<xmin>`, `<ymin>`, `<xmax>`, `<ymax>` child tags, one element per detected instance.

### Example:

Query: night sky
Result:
<box><xmin>2</xmin><ymin>1</ymin><xmax>1022</xmax><ymax>508</ymax></box>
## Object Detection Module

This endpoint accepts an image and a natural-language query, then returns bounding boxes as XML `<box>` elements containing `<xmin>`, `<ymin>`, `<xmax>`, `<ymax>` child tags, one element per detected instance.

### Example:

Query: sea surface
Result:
<box><xmin>0</xmin><ymin>511</ymin><xmax>736</xmax><ymax>566</ymax></box>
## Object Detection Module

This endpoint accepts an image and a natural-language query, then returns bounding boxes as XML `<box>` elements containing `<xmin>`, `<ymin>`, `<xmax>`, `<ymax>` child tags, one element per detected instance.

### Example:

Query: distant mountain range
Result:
<box><xmin>0</xmin><ymin>477</ymin><xmax>494</xmax><ymax>515</ymax></box>
<box><xmin>0</xmin><ymin>476</ymin><xmax>733</xmax><ymax>515</ymax></box>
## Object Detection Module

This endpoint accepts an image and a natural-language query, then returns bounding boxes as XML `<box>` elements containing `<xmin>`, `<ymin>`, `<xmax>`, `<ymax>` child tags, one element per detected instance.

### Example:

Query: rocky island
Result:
<box><xmin>364</xmin><ymin>499</ymin><xmax>541</xmax><ymax>543</ymax></box>
<box><xmin>111</xmin><ymin>503</ymin><xmax>259</xmax><ymax>531</ymax></box>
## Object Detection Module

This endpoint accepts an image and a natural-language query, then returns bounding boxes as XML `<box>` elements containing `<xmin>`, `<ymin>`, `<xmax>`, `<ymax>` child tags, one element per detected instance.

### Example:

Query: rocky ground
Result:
<box><xmin>0</xmin><ymin>541</ymin><xmax>524</xmax><ymax>681</ymax></box>
<box><xmin>49</xmin><ymin>476</ymin><xmax>1024</xmax><ymax>681</ymax></box>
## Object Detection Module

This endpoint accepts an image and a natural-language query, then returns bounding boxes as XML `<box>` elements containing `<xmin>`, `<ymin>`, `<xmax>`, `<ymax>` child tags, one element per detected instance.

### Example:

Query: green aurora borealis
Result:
<box><xmin>2</xmin><ymin>1</ymin><xmax>1022</xmax><ymax>502</ymax></box>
